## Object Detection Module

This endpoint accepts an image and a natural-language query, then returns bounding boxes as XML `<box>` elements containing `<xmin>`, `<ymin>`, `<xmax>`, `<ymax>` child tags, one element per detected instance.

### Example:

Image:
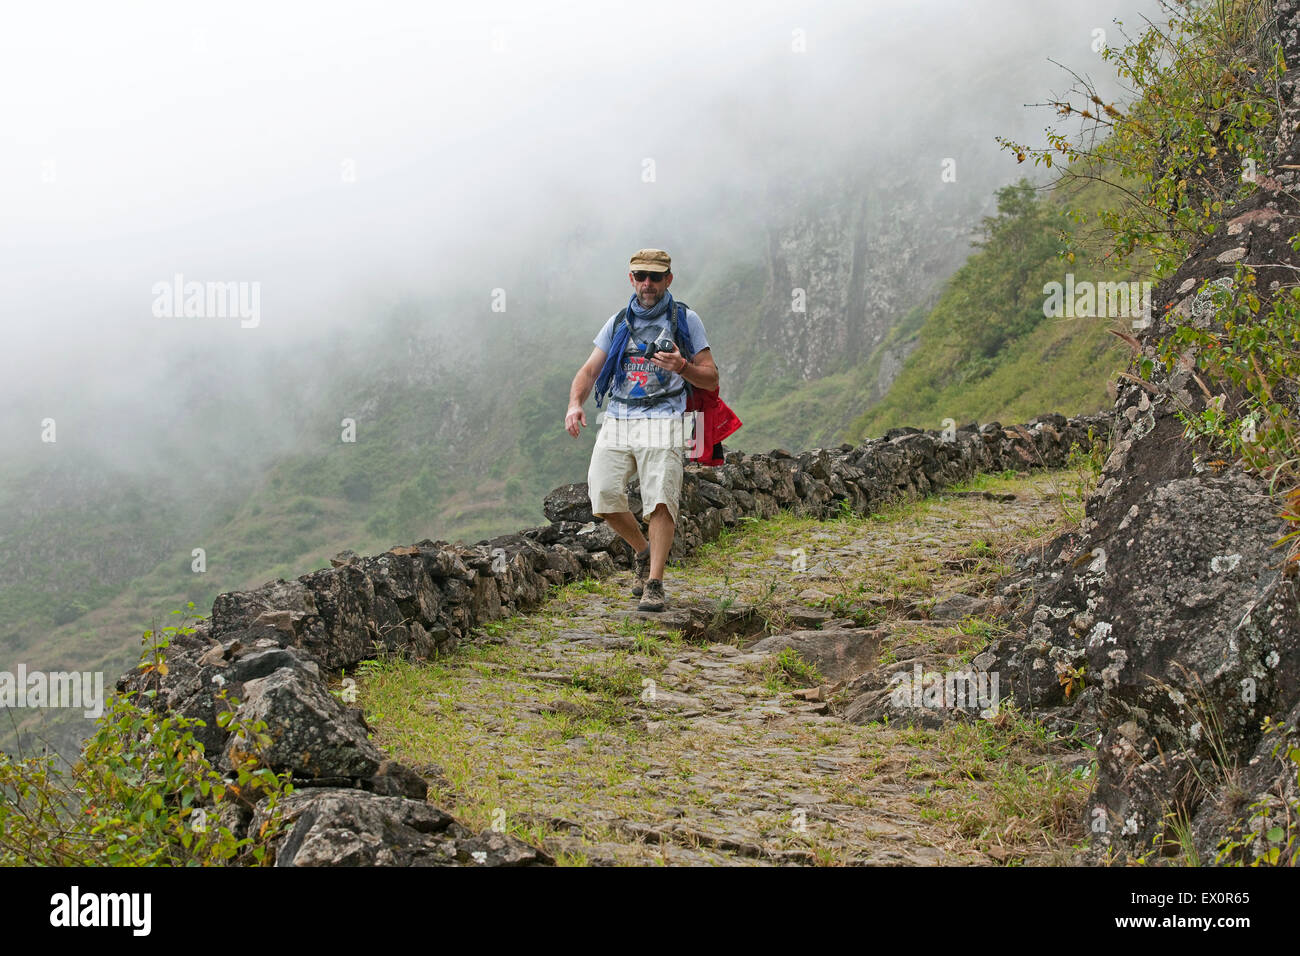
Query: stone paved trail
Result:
<box><xmin>362</xmin><ymin>469</ymin><xmax>1095</xmax><ymax>865</ymax></box>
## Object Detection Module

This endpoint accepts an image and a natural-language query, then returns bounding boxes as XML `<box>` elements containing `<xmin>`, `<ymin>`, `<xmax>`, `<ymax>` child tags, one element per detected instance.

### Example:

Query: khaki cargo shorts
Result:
<box><xmin>588</xmin><ymin>414</ymin><xmax>689</xmax><ymax>525</ymax></box>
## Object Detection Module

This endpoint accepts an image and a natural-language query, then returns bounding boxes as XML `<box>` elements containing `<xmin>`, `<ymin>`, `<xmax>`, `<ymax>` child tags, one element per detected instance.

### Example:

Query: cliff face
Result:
<box><xmin>987</xmin><ymin>0</ymin><xmax>1300</xmax><ymax>863</ymax></box>
<box><xmin>748</xmin><ymin>170</ymin><xmax>980</xmax><ymax>385</ymax></box>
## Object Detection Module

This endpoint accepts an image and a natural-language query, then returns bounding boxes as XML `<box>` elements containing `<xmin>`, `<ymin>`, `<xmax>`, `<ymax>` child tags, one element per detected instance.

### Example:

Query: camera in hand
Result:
<box><xmin>644</xmin><ymin>334</ymin><xmax>677</xmax><ymax>361</ymax></box>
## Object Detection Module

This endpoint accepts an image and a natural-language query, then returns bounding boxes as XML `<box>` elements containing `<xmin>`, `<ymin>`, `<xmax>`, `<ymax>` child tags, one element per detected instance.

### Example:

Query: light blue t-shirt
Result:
<box><xmin>593</xmin><ymin>307</ymin><xmax>709</xmax><ymax>419</ymax></box>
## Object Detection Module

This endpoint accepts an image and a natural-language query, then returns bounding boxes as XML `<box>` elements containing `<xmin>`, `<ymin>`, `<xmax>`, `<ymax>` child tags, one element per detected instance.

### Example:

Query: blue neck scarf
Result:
<box><xmin>629</xmin><ymin>289</ymin><xmax>670</xmax><ymax>321</ymax></box>
<box><xmin>593</xmin><ymin>290</ymin><xmax>695</xmax><ymax>409</ymax></box>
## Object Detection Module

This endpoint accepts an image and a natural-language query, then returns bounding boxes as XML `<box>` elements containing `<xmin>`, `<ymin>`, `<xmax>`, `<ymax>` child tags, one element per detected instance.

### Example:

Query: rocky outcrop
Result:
<box><xmin>116</xmin><ymin>411</ymin><xmax>1105</xmax><ymax>866</ymax></box>
<box><xmin>752</xmin><ymin>161</ymin><xmax>994</xmax><ymax>384</ymax></box>
<box><xmin>984</xmin><ymin>0</ymin><xmax>1300</xmax><ymax>864</ymax></box>
<box><xmin>988</xmin><ymin>457</ymin><xmax>1300</xmax><ymax>859</ymax></box>
<box><xmin>248</xmin><ymin>790</ymin><xmax>544</xmax><ymax>867</ymax></box>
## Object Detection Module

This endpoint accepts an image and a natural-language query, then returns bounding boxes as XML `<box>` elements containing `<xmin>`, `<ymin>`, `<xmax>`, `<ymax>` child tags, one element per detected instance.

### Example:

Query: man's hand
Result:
<box><xmin>648</xmin><ymin>345</ymin><xmax>687</xmax><ymax>374</ymax></box>
<box><xmin>565</xmin><ymin>404</ymin><xmax>587</xmax><ymax>438</ymax></box>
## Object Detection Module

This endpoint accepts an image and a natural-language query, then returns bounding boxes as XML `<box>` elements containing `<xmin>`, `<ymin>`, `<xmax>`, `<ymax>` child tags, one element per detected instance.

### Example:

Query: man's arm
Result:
<box><xmin>675</xmin><ymin>347</ymin><xmax>719</xmax><ymax>392</ymax></box>
<box><xmin>566</xmin><ymin>346</ymin><xmax>606</xmax><ymax>437</ymax></box>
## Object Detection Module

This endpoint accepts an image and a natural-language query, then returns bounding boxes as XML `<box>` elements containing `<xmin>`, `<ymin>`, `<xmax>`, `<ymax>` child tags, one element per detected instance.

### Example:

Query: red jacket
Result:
<box><xmin>685</xmin><ymin>387</ymin><xmax>742</xmax><ymax>466</ymax></box>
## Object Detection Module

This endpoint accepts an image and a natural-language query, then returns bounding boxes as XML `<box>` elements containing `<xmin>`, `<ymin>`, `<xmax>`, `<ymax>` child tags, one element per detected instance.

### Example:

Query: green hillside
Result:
<box><xmin>846</xmin><ymin>177</ymin><xmax>1136</xmax><ymax>439</ymax></box>
<box><xmin>726</xmin><ymin>296</ymin><xmax>936</xmax><ymax>453</ymax></box>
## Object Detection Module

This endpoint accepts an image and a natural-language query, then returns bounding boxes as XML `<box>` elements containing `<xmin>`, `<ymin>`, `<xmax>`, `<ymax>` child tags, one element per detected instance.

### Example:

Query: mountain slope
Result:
<box><xmin>846</xmin><ymin>177</ymin><xmax>1136</xmax><ymax>440</ymax></box>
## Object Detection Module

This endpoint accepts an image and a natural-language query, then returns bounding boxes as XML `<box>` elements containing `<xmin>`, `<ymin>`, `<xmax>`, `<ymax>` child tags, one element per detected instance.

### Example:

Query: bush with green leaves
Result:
<box><xmin>1000</xmin><ymin>1</ymin><xmax>1300</xmax><ymax>549</ymax></box>
<box><xmin>0</xmin><ymin>606</ymin><xmax>294</xmax><ymax>866</ymax></box>
<box><xmin>999</xmin><ymin>0</ymin><xmax>1282</xmax><ymax>278</ymax></box>
<box><xmin>1213</xmin><ymin>717</ymin><xmax>1300</xmax><ymax>866</ymax></box>
<box><xmin>1148</xmin><ymin>261</ymin><xmax>1300</xmax><ymax>562</ymax></box>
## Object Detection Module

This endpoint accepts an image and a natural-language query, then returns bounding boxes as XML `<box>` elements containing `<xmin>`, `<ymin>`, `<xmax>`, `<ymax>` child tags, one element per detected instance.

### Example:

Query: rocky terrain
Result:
<box><xmin>361</xmin><ymin>469</ymin><xmax>1096</xmax><ymax>865</ymax></box>
<box><xmin>94</xmin><ymin>2</ymin><xmax>1300</xmax><ymax>870</ymax></box>
<box><xmin>118</xmin><ymin>413</ymin><xmax>1105</xmax><ymax>864</ymax></box>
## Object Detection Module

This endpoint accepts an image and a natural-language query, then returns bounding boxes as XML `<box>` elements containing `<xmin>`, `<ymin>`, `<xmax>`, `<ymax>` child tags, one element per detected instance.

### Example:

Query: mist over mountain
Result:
<box><xmin>0</xmin><ymin>0</ymin><xmax>1162</xmax><ymax>708</ymax></box>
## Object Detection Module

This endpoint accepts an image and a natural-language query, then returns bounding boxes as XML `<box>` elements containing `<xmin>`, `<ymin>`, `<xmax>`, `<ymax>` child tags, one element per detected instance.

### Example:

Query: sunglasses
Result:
<box><xmin>632</xmin><ymin>271</ymin><xmax>669</xmax><ymax>282</ymax></box>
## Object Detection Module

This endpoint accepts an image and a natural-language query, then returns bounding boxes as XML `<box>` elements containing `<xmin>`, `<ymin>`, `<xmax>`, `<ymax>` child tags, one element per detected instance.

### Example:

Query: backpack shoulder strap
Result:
<box><xmin>672</xmin><ymin>303</ymin><xmax>695</xmax><ymax>397</ymax></box>
<box><xmin>619</xmin><ymin>307</ymin><xmax>637</xmax><ymax>345</ymax></box>
<box><xmin>673</xmin><ymin>302</ymin><xmax>695</xmax><ymax>358</ymax></box>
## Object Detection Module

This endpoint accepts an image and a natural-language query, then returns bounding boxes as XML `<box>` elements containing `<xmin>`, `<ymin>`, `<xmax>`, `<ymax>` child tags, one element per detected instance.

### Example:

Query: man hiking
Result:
<box><xmin>565</xmin><ymin>248</ymin><xmax>719</xmax><ymax>612</ymax></box>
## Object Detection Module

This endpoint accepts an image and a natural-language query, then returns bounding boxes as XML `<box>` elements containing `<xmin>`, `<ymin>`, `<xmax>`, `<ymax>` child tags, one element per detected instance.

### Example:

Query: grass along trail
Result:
<box><xmin>356</xmin><ymin>467</ymin><xmax>1098</xmax><ymax>865</ymax></box>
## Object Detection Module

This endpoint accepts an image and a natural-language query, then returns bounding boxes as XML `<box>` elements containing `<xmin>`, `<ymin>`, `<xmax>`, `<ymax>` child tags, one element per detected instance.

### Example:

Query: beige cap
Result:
<box><xmin>629</xmin><ymin>248</ymin><xmax>671</xmax><ymax>273</ymax></box>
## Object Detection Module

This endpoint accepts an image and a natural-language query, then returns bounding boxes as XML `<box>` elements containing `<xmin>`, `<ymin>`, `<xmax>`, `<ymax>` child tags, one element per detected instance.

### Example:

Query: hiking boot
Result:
<box><xmin>630</xmin><ymin>546</ymin><xmax>651</xmax><ymax>597</ymax></box>
<box><xmin>638</xmin><ymin>578</ymin><xmax>667</xmax><ymax>613</ymax></box>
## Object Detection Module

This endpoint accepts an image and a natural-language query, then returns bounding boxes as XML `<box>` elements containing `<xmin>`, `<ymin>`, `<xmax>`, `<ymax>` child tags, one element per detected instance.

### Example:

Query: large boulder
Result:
<box><xmin>543</xmin><ymin>483</ymin><xmax>594</xmax><ymax>523</ymax></box>
<box><xmin>253</xmin><ymin>789</ymin><xmax>552</xmax><ymax>867</ymax></box>
<box><xmin>222</xmin><ymin>666</ymin><xmax>387</xmax><ymax>781</ymax></box>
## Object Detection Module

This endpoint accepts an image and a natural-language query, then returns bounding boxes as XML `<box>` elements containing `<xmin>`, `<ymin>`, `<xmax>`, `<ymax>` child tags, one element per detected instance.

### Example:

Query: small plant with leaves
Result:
<box><xmin>0</xmin><ymin>608</ymin><xmax>294</xmax><ymax>866</ymax></box>
<box><xmin>1214</xmin><ymin>716</ymin><xmax>1300</xmax><ymax>866</ymax></box>
<box><xmin>762</xmin><ymin>647</ymin><xmax>824</xmax><ymax>693</ymax></box>
<box><xmin>1056</xmin><ymin>662</ymin><xmax>1087</xmax><ymax>699</ymax></box>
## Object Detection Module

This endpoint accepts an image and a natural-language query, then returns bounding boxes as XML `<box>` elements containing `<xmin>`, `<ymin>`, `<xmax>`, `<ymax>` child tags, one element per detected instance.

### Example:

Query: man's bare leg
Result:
<box><xmin>645</xmin><ymin>503</ymin><xmax>674</xmax><ymax>580</ymax></box>
<box><xmin>596</xmin><ymin>510</ymin><xmax>649</xmax><ymax>557</ymax></box>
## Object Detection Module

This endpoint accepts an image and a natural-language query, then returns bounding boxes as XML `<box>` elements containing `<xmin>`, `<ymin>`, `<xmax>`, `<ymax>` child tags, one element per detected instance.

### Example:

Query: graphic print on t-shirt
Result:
<box><xmin>594</xmin><ymin>306</ymin><xmax>709</xmax><ymax>417</ymax></box>
<box><xmin>622</xmin><ymin>323</ymin><xmax>671</xmax><ymax>400</ymax></box>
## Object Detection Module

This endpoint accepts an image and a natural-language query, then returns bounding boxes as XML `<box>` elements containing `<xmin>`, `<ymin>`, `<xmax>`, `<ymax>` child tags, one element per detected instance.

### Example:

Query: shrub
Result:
<box><xmin>0</xmin><ymin>607</ymin><xmax>294</xmax><ymax>865</ymax></box>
